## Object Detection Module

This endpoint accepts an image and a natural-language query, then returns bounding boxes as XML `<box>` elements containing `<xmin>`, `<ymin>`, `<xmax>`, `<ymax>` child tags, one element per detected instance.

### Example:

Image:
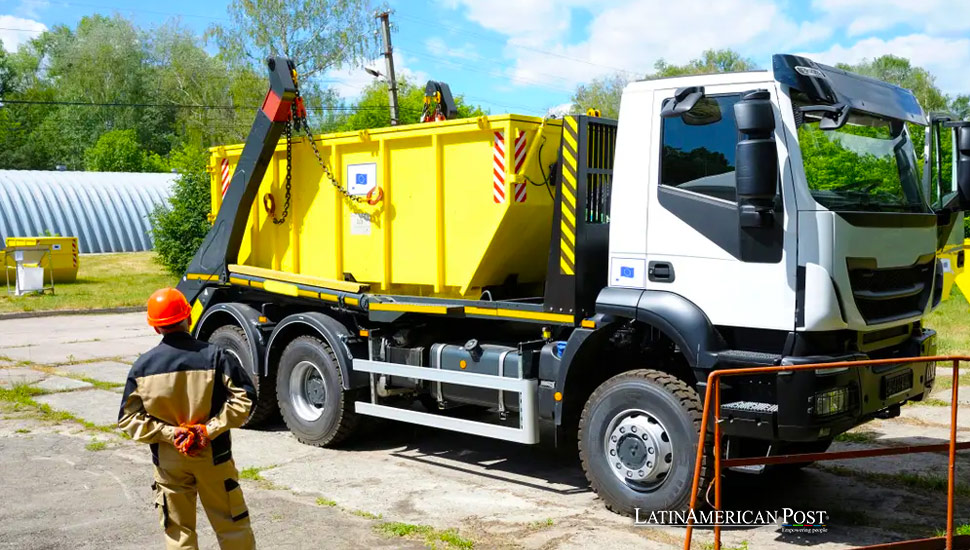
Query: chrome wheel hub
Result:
<box><xmin>290</xmin><ymin>360</ymin><xmax>327</xmax><ymax>421</ymax></box>
<box><xmin>604</xmin><ymin>409</ymin><xmax>674</xmax><ymax>491</ymax></box>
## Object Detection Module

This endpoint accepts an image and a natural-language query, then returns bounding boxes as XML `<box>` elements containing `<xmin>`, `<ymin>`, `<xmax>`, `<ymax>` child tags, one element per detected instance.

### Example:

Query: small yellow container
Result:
<box><xmin>4</xmin><ymin>236</ymin><xmax>79</xmax><ymax>283</ymax></box>
<box><xmin>209</xmin><ymin>115</ymin><xmax>563</xmax><ymax>298</ymax></box>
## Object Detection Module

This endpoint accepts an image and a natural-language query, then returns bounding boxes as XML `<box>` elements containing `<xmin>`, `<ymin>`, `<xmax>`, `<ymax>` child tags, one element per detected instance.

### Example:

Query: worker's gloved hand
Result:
<box><xmin>173</xmin><ymin>427</ymin><xmax>196</xmax><ymax>456</ymax></box>
<box><xmin>187</xmin><ymin>424</ymin><xmax>209</xmax><ymax>453</ymax></box>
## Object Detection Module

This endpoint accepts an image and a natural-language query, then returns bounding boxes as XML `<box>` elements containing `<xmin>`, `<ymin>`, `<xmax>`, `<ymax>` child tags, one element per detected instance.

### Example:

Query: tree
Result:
<box><xmin>571</xmin><ymin>73</ymin><xmax>630</xmax><ymax>120</ymax></box>
<box><xmin>149</xmin><ymin>143</ymin><xmax>212</xmax><ymax>275</ymax></box>
<box><xmin>838</xmin><ymin>55</ymin><xmax>947</xmax><ymax>113</ymax></box>
<box><xmin>339</xmin><ymin>77</ymin><xmax>487</xmax><ymax>131</ymax></box>
<box><xmin>84</xmin><ymin>129</ymin><xmax>168</xmax><ymax>172</ymax></box>
<box><xmin>653</xmin><ymin>49</ymin><xmax>756</xmax><ymax>78</ymax></box>
<box><xmin>569</xmin><ymin>49</ymin><xmax>758</xmax><ymax>118</ymax></box>
<box><xmin>950</xmin><ymin>95</ymin><xmax>970</xmax><ymax>120</ymax></box>
<box><xmin>209</xmin><ymin>0</ymin><xmax>380</xmax><ymax>80</ymax></box>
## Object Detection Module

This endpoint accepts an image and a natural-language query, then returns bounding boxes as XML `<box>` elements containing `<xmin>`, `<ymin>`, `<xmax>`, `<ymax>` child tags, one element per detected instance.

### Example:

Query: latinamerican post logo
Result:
<box><xmin>635</xmin><ymin>508</ymin><xmax>828</xmax><ymax>534</ymax></box>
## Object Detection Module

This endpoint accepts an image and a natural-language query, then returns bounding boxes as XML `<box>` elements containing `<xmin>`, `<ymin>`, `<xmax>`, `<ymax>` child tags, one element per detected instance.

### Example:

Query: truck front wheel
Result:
<box><xmin>277</xmin><ymin>335</ymin><xmax>359</xmax><ymax>447</ymax></box>
<box><xmin>579</xmin><ymin>369</ymin><xmax>709</xmax><ymax>516</ymax></box>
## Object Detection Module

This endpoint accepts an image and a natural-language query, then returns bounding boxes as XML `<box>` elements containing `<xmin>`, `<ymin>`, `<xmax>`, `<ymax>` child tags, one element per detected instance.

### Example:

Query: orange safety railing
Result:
<box><xmin>683</xmin><ymin>356</ymin><xmax>970</xmax><ymax>550</ymax></box>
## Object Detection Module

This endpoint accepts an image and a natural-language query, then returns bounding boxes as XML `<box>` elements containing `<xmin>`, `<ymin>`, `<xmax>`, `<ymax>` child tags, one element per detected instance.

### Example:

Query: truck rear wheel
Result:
<box><xmin>579</xmin><ymin>369</ymin><xmax>710</xmax><ymax>516</ymax></box>
<box><xmin>208</xmin><ymin>325</ymin><xmax>278</xmax><ymax>428</ymax></box>
<box><xmin>277</xmin><ymin>335</ymin><xmax>359</xmax><ymax>447</ymax></box>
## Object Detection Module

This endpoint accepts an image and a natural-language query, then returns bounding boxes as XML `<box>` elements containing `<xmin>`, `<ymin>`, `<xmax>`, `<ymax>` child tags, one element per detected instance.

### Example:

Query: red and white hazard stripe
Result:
<box><xmin>220</xmin><ymin>158</ymin><xmax>232</xmax><ymax>198</ymax></box>
<box><xmin>513</xmin><ymin>182</ymin><xmax>527</xmax><ymax>202</ymax></box>
<box><xmin>513</xmin><ymin>131</ymin><xmax>527</xmax><ymax>202</ymax></box>
<box><xmin>514</xmin><ymin>131</ymin><xmax>527</xmax><ymax>172</ymax></box>
<box><xmin>493</xmin><ymin>131</ymin><xmax>506</xmax><ymax>203</ymax></box>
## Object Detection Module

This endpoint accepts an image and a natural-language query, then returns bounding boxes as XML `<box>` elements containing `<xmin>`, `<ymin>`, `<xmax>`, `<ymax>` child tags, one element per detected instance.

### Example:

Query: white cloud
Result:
<box><xmin>447</xmin><ymin>0</ymin><xmax>833</xmax><ymax>92</ymax></box>
<box><xmin>15</xmin><ymin>0</ymin><xmax>49</xmax><ymax>20</ymax></box>
<box><xmin>324</xmin><ymin>51</ymin><xmax>429</xmax><ymax>99</ymax></box>
<box><xmin>445</xmin><ymin>0</ymin><xmax>595</xmax><ymax>48</ymax></box>
<box><xmin>812</xmin><ymin>0</ymin><xmax>970</xmax><ymax>36</ymax></box>
<box><xmin>0</xmin><ymin>15</ymin><xmax>46</xmax><ymax>52</ymax></box>
<box><xmin>800</xmin><ymin>34</ymin><xmax>970</xmax><ymax>94</ymax></box>
<box><xmin>546</xmin><ymin>102</ymin><xmax>572</xmax><ymax>117</ymax></box>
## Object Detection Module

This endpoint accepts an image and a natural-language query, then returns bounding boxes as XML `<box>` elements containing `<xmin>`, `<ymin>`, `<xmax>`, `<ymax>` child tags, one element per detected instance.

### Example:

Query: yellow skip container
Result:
<box><xmin>4</xmin><ymin>236</ymin><xmax>79</xmax><ymax>283</ymax></box>
<box><xmin>209</xmin><ymin>115</ymin><xmax>563</xmax><ymax>298</ymax></box>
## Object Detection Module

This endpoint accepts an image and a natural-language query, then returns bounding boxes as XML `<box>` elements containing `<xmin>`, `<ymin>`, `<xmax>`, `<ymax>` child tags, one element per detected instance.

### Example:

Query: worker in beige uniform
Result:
<box><xmin>119</xmin><ymin>287</ymin><xmax>257</xmax><ymax>550</ymax></box>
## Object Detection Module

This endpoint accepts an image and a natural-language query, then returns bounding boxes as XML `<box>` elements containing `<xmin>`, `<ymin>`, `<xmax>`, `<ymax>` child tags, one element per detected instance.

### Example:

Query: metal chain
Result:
<box><xmin>272</xmin><ymin>87</ymin><xmax>364</xmax><ymax>225</ymax></box>
<box><xmin>293</xmin><ymin>89</ymin><xmax>365</xmax><ymax>204</ymax></box>
<box><xmin>272</xmin><ymin>120</ymin><xmax>293</xmax><ymax>224</ymax></box>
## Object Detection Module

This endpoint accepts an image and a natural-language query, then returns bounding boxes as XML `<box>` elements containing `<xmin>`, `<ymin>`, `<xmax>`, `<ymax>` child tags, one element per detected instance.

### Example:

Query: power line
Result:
<box><xmin>393</xmin><ymin>11</ymin><xmax>642</xmax><ymax>77</ymax></box>
<box><xmin>17</xmin><ymin>1</ymin><xmax>230</xmax><ymax>22</ymax></box>
<box><xmin>0</xmin><ymin>99</ymin><xmax>407</xmax><ymax>112</ymax></box>
<box><xmin>0</xmin><ymin>27</ymin><xmax>46</xmax><ymax>34</ymax></box>
<box><xmin>396</xmin><ymin>38</ymin><xmax>584</xmax><ymax>91</ymax></box>
<box><xmin>395</xmin><ymin>46</ymin><xmax>576</xmax><ymax>95</ymax></box>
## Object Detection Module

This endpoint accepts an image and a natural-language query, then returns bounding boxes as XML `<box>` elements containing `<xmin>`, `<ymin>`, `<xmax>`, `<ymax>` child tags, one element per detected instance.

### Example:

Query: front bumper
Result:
<box><xmin>717</xmin><ymin>328</ymin><xmax>937</xmax><ymax>442</ymax></box>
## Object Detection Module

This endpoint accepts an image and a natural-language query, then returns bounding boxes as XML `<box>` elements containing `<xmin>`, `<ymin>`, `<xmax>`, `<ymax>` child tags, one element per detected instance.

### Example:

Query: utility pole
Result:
<box><xmin>376</xmin><ymin>11</ymin><xmax>399</xmax><ymax>125</ymax></box>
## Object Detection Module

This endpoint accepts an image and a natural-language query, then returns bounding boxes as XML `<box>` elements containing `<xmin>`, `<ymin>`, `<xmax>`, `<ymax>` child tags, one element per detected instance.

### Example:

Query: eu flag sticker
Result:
<box><xmin>620</xmin><ymin>266</ymin><xmax>634</xmax><ymax>278</ymax></box>
<box><xmin>356</xmin><ymin>173</ymin><xmax>367</xmax><ymax>185</ymax></box>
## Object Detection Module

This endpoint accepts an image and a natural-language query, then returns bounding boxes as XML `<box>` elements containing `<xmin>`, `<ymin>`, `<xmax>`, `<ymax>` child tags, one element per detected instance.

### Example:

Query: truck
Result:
<box><xmin>176</xmin><ymin>55</ymin><xmax>970</xmax><ymax>516</ymax></box>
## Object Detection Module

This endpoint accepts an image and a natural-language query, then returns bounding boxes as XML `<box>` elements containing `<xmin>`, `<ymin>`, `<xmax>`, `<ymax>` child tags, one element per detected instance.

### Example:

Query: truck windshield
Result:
<box><xmin>796</xmin><ymin>109</ymin><xmax>927</xmax><ymax>213</ymax></box>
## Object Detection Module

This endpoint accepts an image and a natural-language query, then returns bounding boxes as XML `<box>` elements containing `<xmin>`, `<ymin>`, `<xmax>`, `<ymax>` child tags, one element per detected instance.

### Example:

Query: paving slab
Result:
<box><xmin>0</xmin><ymin>367</ymin><xmax>47</xmax><ymax>387</ymax></box>
<box><xmin>230</xmin><ymin>428</ymin><xmax>321</xmax><ymax>469</ymax></box>
<box><xmin>0</xmin><ymin>312</ymin><xmax>157</xmax><ymax>365</ymax></box>
<box><xmin>34</xmin><ymin>389</ymin><xmax>120</xmax><ymax>426</ymax></box>
<box><xmin>902</xmin><ymin>403</ymin><xmax>970</xmax><ymax>427</ymax></box>
<box><xmin>0</xmin><ymin>423</ymin><xmax>423</xmax><ymax>550</ymax></box>
<box><xmin>55</xmin><ymin>361</ymin><xmax>130</xmax><ymax>386</ymax></box>
<box><xmin>33</xmin><ymin>375</ymin><xmax>92</xmax><ymax>392</ymax></box>
<box><xmin>930</xmin><ymin>386</ymin><xmax>970</xmax><ymax>405</ymax></box>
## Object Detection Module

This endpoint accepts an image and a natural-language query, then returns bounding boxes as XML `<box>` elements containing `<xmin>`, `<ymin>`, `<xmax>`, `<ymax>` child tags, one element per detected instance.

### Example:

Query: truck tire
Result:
<box><xmin>208</xmin><ymin>325</ymin><xmax>278</xmax><ymax>428</ymax></box>
<box><xmin>276</xmin><ymin>335</ymin><xmax>359</xmax><ymax>447</ymax></box>
<box><xmin>579</xmin><ymin>369</ymin><xmax>710</xmax><ymax>516</ymax></box>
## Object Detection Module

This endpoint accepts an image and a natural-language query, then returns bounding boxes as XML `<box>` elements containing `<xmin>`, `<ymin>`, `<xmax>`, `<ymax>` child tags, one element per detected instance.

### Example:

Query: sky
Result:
<box><xmin>2</xmin><ymin>0</ymin><xmax>970</xmax><ymax>116</ymax></box>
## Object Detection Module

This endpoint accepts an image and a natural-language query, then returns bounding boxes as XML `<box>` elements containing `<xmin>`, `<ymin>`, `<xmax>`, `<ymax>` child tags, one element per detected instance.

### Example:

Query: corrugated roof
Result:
<box><xmin>0</xmin><ymin>170</ymin><xmax>175</xmax><ymax>253</ymax></box>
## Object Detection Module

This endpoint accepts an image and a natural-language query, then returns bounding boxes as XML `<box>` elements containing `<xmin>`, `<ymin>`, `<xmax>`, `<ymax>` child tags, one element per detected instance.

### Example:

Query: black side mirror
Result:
<box><xmin>661</xmin><ymin>86</ymin><xmax>705</xmax><ymax>118</ymax></box>
<box><xmin>734</xmin><ymin>89</ymin><xmax>778</xmax><ymax>227</ymax></box>
<box><xmin>955</xmin><ymin>124</ymin><xmax>970</xmax><ymax>210</ymax></box>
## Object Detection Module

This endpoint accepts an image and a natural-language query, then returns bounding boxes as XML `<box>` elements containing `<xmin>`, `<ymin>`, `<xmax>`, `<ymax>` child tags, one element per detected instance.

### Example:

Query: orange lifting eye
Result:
<box><xmin>366</xmin><ymin>186</ymin><xmax>384</xmax><ymax>206</ymax></box>
<box><xmin>263</xmin><ymin>193</ymin><xmax>276</xmax><ymax>214</ymax></box>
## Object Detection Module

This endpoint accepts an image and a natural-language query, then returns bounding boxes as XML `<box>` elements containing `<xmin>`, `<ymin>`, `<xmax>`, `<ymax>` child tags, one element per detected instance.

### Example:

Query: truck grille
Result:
<box><xmin>846</xmin><ymin>258</ymin><xmax>934</xmax><ymax>325</ymax></box>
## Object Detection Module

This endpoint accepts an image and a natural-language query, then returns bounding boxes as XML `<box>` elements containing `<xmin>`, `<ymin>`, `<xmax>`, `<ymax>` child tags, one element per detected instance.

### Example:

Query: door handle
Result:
<box><xmin>648</xmin><ymin>261</ymin><xmax>675</xmax><ymax>283</ymax></box>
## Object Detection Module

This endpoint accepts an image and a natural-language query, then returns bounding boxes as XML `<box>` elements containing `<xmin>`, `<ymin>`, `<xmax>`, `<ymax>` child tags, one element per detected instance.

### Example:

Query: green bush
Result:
<box><xmin>84</xmin><ymin>129</ymin><xmax>168</xmax><ymax>172</ymax></box>
<box><xmin>150</xmin><ymin>143</ymin><xmax>211</xmax><ymax>275</ymax></box>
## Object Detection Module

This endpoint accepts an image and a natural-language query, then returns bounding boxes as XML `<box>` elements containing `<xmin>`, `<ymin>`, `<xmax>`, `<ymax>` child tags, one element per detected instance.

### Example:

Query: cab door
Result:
<box><xmin>642</xmin><ymin>81</ymin><xmax>797</xmax><ymax>332</ymax></box>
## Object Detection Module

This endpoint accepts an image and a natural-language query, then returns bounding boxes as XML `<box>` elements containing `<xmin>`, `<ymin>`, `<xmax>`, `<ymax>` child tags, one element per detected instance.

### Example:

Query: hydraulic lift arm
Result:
<box><xmin>177</xmin><ymin>56</ymin><xmax>298</xmax><ymax>304</ymax></box>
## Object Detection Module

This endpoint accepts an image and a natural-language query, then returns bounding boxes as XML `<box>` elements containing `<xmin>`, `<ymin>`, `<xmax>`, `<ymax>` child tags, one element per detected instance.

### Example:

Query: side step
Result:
<box><xmin>352</xmin><ymin>359</ymin><xmax>539</xmax><ymax>444</ymax></box>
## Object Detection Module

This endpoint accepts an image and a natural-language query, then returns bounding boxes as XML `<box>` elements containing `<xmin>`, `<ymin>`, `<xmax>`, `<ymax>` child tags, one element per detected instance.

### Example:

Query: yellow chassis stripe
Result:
<box><xmin>369</xmin><ymin>302</ymin><xmax>453</xmax><ymax>315</ymax></box>
<box><xmin>465</xmin><ymin>306</ymin><xmax>574</xmax><ymax>324</ymax></box>
<box><xmin>228</xmin><ymin>264</ymin><xmax>367</xmax><ymax>293</ymax></box>
<box><xmin>263</xmin><ymin>279</ymin><xmax>299</xmax><ymax>297</ymax></box>
<box><xmin>185</xmin><ymin>273</ymin><xmax>218</xmax><ymax>282</ymax></box>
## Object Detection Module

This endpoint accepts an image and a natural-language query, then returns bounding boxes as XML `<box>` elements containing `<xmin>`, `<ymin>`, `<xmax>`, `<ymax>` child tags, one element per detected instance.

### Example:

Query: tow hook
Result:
<box><xmin>875</xmin><ymin>404</ymin><xmax>901</xmax><ymax>419</ymax></box>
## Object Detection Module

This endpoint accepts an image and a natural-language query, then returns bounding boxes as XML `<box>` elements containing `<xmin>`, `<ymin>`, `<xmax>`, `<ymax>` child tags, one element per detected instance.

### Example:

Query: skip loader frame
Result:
<box><xmin>684</xmin><ymin>356</ymin><xmax>970</xmax><ymax>550</ymax></box>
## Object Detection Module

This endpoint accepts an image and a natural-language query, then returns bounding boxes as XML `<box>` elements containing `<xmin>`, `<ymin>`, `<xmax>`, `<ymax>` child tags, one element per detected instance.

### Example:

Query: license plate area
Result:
<box><xmin>881</xmin><ymin>369</ymin><xmax>913</xmax><ymax>399</ymax></box>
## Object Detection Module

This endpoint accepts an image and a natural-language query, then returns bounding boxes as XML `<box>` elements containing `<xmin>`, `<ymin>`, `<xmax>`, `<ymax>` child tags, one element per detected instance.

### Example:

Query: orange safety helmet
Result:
<box><xmin>147</xmin><ymin>287</ymin><xmax>192</xmax><ymax>328</ymax></box>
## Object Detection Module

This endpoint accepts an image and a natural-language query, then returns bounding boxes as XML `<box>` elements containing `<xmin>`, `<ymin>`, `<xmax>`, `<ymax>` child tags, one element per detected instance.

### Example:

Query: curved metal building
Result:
<box><xmin>0</xmin><ymin>170</ymin><xmax>175</xmax><ymax>253</ymax></box>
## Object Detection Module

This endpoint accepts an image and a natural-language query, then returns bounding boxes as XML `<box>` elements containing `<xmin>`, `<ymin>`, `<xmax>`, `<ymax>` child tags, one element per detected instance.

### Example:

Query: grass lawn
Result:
<box><xmin>925</xmin><ymin>286</ymin><xmax>970</xmax><ymax>356</ymax></box>
<box><xmin>0</xmin><ymin>252</ymin><xmax>174</xmax><ymax>314</ymax></box>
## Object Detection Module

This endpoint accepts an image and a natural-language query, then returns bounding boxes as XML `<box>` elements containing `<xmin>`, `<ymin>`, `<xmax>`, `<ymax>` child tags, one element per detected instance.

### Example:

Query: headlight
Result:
<box><xmin>814</xmin><ymin>387</ymin><xmax>848</xmax><ymax>417</ymax></box>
